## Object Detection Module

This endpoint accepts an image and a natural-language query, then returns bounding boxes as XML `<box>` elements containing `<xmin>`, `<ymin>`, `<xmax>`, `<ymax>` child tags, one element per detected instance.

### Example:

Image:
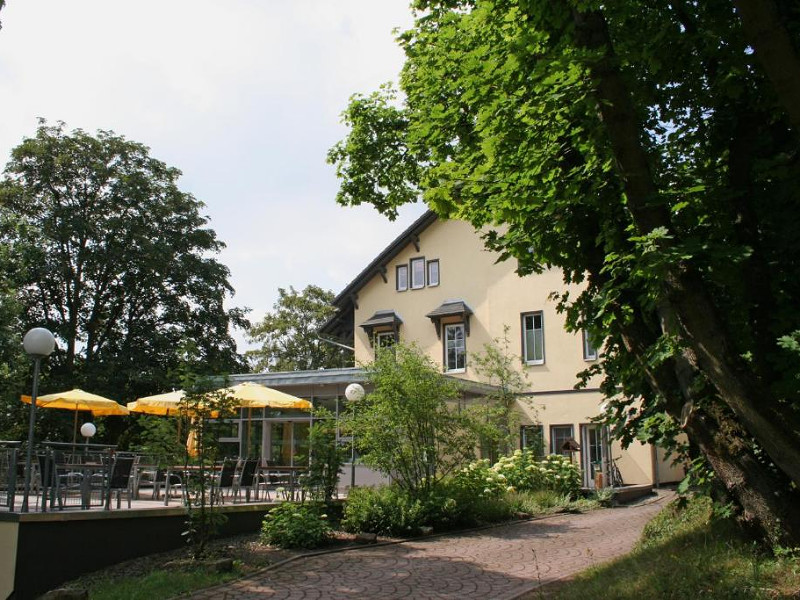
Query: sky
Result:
<box><xmin>0</xmin><ymin>1</ymin><xmax>427</xmax><ymax>352</ymax></box>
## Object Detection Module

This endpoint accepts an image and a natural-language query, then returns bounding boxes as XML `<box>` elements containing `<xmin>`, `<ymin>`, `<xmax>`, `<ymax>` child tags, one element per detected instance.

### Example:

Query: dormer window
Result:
<box><xmin>426</xmin><ymin>300</ymin><xmax>473</xmax><ymax>338</ymax></box>
<box><xmin>360</xmin><ymin>310</ymin><xmax>403</xmax><ymax>347</ymax></box>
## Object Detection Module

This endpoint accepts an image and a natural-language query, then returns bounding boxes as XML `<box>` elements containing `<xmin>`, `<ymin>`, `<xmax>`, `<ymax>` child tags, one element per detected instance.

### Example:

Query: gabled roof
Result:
<box><xmin>320</xmin><ymin>210</ymin><xmax>438</xmax><ymax>338</ymax></box>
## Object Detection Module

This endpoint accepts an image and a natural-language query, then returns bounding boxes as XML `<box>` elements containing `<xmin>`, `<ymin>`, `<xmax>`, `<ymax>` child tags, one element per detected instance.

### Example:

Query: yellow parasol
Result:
<box><xmin>185</xmin><ymin>427</ymin><xmax>199</xmax><ymax>457</ymax></box>
<box><xmin>22</xmin><ymin>389</ymin><xmax>129</xmax><ymax>415</ymax></box>
<box><xmin>21</xmin><ymin>388</ymin><xmax>129</xmax><ymax>443</ymax></box>
<box><xmin>127</xmin><ymin>390</ymin><xmax>187</xmax><ymax>416</ymax></box>
<box><xmin>215</xmin><ymin>382</ymin><xmax>312</xmax><ymax>410</ymax></box>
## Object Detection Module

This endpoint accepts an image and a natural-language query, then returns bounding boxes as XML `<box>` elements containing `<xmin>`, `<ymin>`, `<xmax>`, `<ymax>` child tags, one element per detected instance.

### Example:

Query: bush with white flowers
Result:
<box><xmin>458</xmin><ymin>450</ymin><xmax>582</xmax><ymax>498</ymax></box>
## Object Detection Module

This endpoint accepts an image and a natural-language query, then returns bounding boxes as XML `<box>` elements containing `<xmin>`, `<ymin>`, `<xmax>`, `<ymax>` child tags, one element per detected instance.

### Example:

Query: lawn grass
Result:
<box><xmin>81</xmin><ymin>568</ymin><xmax>240</xmax><ymax>600</ymax></box>
<box><xmin>544</xmin><ymin>495</ymin><xmax>800</xmax><ymax>599</ymax></box>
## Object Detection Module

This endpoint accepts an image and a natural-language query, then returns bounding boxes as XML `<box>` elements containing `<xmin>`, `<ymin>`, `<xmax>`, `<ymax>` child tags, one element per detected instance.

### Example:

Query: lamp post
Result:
<box><xmin>21</xmin><ymin>327</ymin><xmax>56</xmax><ymax>512</ymax></box>
<box><xmin>344</xmin><ymin>383</ymin><xmax>365</xmax><ymax>491</ymax></box>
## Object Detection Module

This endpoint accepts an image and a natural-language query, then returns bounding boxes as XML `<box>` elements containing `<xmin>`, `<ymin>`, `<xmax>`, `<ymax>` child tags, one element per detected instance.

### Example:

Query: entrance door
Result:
<box><xmin>580</xmin><ymin>424</ymin><xmax>610</xmax><ymax>488</ymax></box>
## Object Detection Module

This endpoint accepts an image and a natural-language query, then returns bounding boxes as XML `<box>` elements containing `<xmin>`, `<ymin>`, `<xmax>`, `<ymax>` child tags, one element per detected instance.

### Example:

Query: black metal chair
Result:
<box><xmin>152</xmin><ymin>468</ymin><xmax>183</xmax><ymax>502</ymax></box>
<box><xmin>213</xmin><ymin>458</ymin><xmax>238</xmax><ymax>504</ymax></box>
<box><xmin>233</xmin><ymin>458</ymin><xmax>260</xmax><ymax>503</ymax></box>
<box><xmin>107</xmin><ymin>453</ymin><xmax>137</xmax><ymax>509</ymax></box>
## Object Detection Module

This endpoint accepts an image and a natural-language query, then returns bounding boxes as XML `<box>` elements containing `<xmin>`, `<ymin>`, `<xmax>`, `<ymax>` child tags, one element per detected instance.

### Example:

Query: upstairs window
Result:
<box><xmin>427</xmin><ymin>260</ymin><xmax>440</xmax><ymax>286</ymax></box>
<box><xmin>522</xmin><ymin>311</ymin><xmax>545</xmax><ymax>364</ymax></box>
<box><xmin>396</xmin><ymin>265</ymin><xmax>408</xmax><ymax>291</ymax></box>
<box><xmin>410</xmin><ymin>257</ymin><xmax>426</xmax><ymax>289</ymax></box>
<box><xmin>375</xmin><ymin>331</ymin><xmax>396</xmax><ymax>357</ymax></box>
<box><xmin>583</xmin><ymin>330</ymin><xmax>598</xmax><ymax>361</ymax></box>
<box><xmin>444</xmin><ymin>323</ymin><xmax>466</xmax><ymax>372</ymax></box>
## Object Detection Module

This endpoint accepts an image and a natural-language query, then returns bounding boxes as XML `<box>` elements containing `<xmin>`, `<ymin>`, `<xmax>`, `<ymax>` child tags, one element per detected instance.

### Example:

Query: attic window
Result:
<box><xmin>396</xmin><ymin>265</ymin><xmax>408</xmax><ymax>291</ymax></box>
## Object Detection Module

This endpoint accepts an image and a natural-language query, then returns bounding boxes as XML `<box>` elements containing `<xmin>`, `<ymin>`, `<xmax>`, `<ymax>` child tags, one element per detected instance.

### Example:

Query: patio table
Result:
<box><xmin>263</xmin><ymin>466</ymin><xmax>306</xmax><ymax>500</ymax></box>
<box><xmin>53</xmin><ymin>460</ymin><xmax>109</xmax><ymax>510</ymax></box>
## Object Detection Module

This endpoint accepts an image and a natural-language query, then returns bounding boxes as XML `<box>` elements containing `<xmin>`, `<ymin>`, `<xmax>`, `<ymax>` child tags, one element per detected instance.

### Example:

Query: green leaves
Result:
<box><xmin>327</xmin><ymin>86</ymin><xmax>422</xmax><ymax>220</ymax></box>
<box><xmin>348</xmin><ymin>343</ymin><xmax>477</xmax><ymax>497</ymax></box>
<box><xmin>0</xmin><ymin>121</ymin><xmax>246</xmax><ymax>424</ymax></box>
<box><xmin>246</xmin><ymin>285</ymin><xmax>348</xmax><ymax>372</ymax></box>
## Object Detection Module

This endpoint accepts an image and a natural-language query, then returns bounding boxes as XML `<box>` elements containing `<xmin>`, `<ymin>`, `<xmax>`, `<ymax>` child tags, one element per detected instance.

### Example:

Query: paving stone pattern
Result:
<box><xmin>191</xmin><ymin>493</ymin><xmax>671</xmax><ymax>600</ymax></box>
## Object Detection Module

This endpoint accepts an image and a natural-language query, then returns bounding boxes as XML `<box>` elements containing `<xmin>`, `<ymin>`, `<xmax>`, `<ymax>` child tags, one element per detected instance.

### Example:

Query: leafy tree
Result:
<box><xmin>329</xmin><ymin>1</ymin><xmax>800</xmax><ymax>545</ymax></box>
<box><xmin>0</xmin><ymin>121</ymin><xmax>248</xmax><ymax>440</ymax></box>
<box><xmin>247</xmin><ymin>284</ymin><xmax>349</xmax><ymax>372</ymax></box>
<box><xmin>467</xmin><ymin>326</ymin><xmax>533</xmax><ymax>462</ymax></box>
<box><xmin>347</xmin><ymin>343</ymin><xmax>478</xmax><ymax>498</ymax></box>
<box><xmin>301</xmin><ymin>406</ymin><xmax>348</xmax><ymax>503</ymax></box>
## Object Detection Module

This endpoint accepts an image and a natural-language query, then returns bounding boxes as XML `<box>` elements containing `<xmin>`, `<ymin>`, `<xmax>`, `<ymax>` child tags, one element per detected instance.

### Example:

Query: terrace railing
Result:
<box><xmin>0</xmin><ymin>441</ymin><xmax>21</xmax><ymax>511</ymax></box>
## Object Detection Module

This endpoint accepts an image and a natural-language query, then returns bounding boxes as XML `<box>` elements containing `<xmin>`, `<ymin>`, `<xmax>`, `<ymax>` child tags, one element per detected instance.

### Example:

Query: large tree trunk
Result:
<box><xmin>619</xmin><ymin>316</ymin><xmax>800</xmax><ymax>546</ymax></box>
<box><xmin>733</xmin><ymin>0</ymin><xmax>800</xmax><ymax>131</ymax></box>
<box><xmin>571</xmin><ymin>7</ymin><xmax>800</xmax><ymax>491</ymax></box>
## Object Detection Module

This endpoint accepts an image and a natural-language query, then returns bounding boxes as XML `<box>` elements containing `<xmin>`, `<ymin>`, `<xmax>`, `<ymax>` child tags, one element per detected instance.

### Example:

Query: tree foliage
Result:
<box><xmin>329</xmin><ymin>1</ymin><xmax>800</xmax><ymax>545</ymax></box>
<box><xmin>0</xmin><ymin>121</ymin><xmax>248</xmax><ymax>440</ymax></box>
<box><xmin>348</xmin><ymin>344</ymin><xmax>478</xmax><ymax>498</ymax></box>
<box><xmin>467</xmin><ymin>326</ymin><xmax>533</xmax><ymax>462</ymax></box>
<box><xmin>247</xmin><ymin>284</ymin><xmax>349</xmax><ymax>372</ymax></box>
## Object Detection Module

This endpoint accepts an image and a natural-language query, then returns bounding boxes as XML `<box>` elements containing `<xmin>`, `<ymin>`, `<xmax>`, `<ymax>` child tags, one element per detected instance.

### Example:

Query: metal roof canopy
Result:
<box><xmin>426</xmin><ymin>299</ymin><xmax>474</xmax><ymax>338</ymax></box>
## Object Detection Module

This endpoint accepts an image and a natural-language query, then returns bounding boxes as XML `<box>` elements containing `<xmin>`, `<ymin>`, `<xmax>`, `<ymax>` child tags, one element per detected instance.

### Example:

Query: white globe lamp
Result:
<box><xmin>345</xmin><ymin>383</ymin><xmax>365</xmax><ymax>402</ymax></box>
<box><xmin>80</xmin><ymin>422</ymin><xmax>97</xmax><ymax>440</ymax></box>
<box><xmin>23</xmin><ymin>327</ymin><xmax>56</xmax><ymax>357</ymax></box>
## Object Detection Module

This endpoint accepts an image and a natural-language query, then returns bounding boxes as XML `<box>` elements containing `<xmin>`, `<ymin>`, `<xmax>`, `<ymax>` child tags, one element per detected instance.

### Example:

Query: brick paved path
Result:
<box><xmin>191</xmin><ymin>493</ymin><xmax>671</xmax><ymax>600</ymax></box>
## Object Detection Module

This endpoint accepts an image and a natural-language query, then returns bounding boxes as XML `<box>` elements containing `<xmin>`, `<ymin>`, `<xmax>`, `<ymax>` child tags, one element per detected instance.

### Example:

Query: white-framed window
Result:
<box><xmin>444</xmin><ymin>323</ymin><xmax>466</xmax><ymax>372</ymax></box>
<box><xmin>375</xmin><ymin>331</ymin><xmax>396</xmax><ymax>355</ymax></box>
<box><xmin>520</xmin><ymin>424</ymin><xmax>545</xmax><ymax>458</ymax></box>
<box><xmin>427</xmin><ymin>260</ymin><xmax>440</xmax><ymax>287</ymax></box>
<box><xmin>396</xmin><ymin>265</ymin><xmax>408</xmax><ymax>291</ymax></box>
<box><xmin>522</xmin><ymin>311</ymin><xmax>545</xmax><ymax>364</ymax></box>
<box><xmin>410</xmin><ymin>257</ymin><xmax>426</xmax><ymax>289</ymax></box>
<box><xmin>583</xmin><ymin>330</ymin><xmax>598</xmax><ymax>361</ymax></box>
<box><xmin>550</xmin><ymin>424</ymin><xmax>574</xmax><ymax>456</ymax></box>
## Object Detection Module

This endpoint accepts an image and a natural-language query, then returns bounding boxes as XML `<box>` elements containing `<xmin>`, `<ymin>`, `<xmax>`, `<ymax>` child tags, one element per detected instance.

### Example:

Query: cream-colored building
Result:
<box><xmin>320</xmin><ymin>211</ymin><xmax>682</xmax><ymax>489</ymax></box>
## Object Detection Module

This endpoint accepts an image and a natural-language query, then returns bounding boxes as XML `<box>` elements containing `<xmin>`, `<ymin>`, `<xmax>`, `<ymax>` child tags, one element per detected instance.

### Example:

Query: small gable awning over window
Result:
<box><xmin>425</xmin><ymin>300</ymin><xmax>473</xmax><ymax>338</ymax></box>
<box><xmin>360</xmin><ymin>310</ymin><xmax>403</xmax><ymax>341</ymax></box>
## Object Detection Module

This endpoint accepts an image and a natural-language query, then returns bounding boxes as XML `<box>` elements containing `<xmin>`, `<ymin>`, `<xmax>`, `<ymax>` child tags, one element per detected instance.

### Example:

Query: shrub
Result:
<box><xmin>261</xmin><ymin>502</ymin><xmax>331</xmax><ymax>549</ymax></box>
<box><xmin>492</xmin><ymin>449</ymin><xmax>543</xmax><ymax>491</ymax></box>
<box><xmin>451</xmin><ymin>459</ymin><xmax>508</xmax><ymax>498</ymax></box>
<box><xmin>491</xmin><ymin>451</ymin><xmax>581</xmax><ymax>497</ymax></box>
<box><xmin>342</xmin><ymin>486</ymin><xmax>426</xmax><ymax>536</ymax></box>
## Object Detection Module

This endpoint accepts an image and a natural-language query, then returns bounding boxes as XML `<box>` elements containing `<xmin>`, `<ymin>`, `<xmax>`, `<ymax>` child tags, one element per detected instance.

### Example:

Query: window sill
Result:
<box><xmin>445</xmin><ymin>368</ymin><xmax>466</xmax><ymax>374</ymax></box>
<box><xmin>524</xmin><ymin>360</ymin><xmax>545</xmax><ymax>366</ymax></box>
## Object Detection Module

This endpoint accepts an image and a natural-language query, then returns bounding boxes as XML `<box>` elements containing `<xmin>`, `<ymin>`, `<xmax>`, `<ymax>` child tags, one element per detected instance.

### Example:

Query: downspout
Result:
<box><xmin>651</xmin><ymin>445</ymin><xmax>660</xmax><ymax>489</ymax></box>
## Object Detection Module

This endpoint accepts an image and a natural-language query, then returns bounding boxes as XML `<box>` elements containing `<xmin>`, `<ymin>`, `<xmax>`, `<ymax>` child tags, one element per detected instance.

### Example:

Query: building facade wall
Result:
<box><xmin>350</xmin><ymin>217</ymin><xmax>681</xmax><ymax>486</ymax></box>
